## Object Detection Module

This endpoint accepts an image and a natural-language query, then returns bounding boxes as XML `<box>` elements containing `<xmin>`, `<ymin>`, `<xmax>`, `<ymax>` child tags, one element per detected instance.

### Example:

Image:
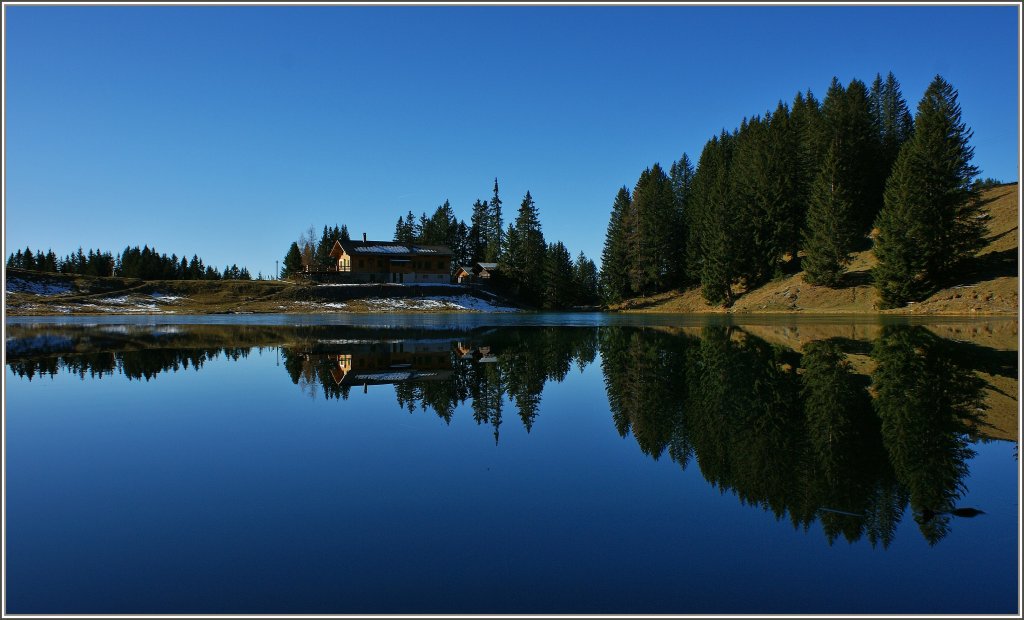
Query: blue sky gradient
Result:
<box><xmin>5</xmin><ymin>5</ymin><xmax>1019</xmax><ymax>275</ymax></box>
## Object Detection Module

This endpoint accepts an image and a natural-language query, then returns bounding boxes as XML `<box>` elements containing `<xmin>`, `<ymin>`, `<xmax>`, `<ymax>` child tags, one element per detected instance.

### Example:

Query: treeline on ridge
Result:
<box><xmin>601</xmin><ymin>72</ymin><xmax>994</xmax><ymax>308</ymax></box>
<box><xmin>7</xmin><ymin>245</ymin><xmax>257</xmax><ymax>281</ymax></box>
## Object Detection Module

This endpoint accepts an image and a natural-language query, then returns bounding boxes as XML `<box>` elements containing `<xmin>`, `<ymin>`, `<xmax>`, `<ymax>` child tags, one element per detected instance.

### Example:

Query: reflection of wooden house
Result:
<box><xmin>476</xmin><ymin>345</ymin><xmax>497</xmax><ymax>363</ymax></box>
<box><xmin>456</xmin><ymin>342</ymin><xmax>476</xmax><ymax>359</ymax></box>
<box><xmin>323</xmin><ymin>237</ymin><xmax>453</xmax><ymax>284</ymax></box>
<box><xmin>315</xmin><ymin>340</ymin><xmax>454</xmax><ymax>387</ymax></box>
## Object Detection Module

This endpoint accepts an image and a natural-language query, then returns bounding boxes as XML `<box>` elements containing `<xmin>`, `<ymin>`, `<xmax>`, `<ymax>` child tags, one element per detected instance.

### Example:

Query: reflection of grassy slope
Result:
<box><xmin>615</xmin><ymin>183</ymin><xmax>1019</xmax><ymax>315</ymax></box>
<box><xmin>737</xmin><ymin>324</ymin><xmax>1018</xmax><ymax>443</ymax></box>
<box><xmin>3</xmin><ymin>324</ymin><xmax>488</xmax><ymax>363</ymax></box>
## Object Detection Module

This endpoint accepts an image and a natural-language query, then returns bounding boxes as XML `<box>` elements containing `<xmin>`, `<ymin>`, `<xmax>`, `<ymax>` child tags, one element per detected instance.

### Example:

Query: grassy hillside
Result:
<box><xmin>4</xmin><ymin>270</ymin><xmax>518</xmax><ymax>314</ymax></box>
<box><xmin>613</xmin><ymin>183</ymin><xmax>1019</xmax><ymax>315</ymax></box>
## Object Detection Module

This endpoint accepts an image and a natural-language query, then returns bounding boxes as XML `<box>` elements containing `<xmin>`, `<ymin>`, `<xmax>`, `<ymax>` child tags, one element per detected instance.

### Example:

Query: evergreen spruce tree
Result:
<box><xmin>803</xmin><ymin>140</ymin><xmax>858</xmax><ymax>287</ymax></box>
<box><xmin>625</xmin><ymin>163</ymin><xmax>675</xmax><ymax>296</ymax></box>
<box><xmin>869</xmin><ymin>72</ymin><xmax>915</xmax><ymax>230</ymax></box>
<box><xmin>469</xmin><ymin>199</ymin><xmax>490</xmax><ymax>264</ymax></box>
<box><xmin>668</xmin><ymin>154</ymin><xmax>695</xmax><ymax>287</ymax></box>
<box><xmin>339</xmin><ymin>224</ymin><xmax>351</xmax><ymax>242</ymax></box>
<box><xmin>573</xmin><ymin>251</ymin><xmax>600</xmax><ymax>306</ymax></box>
<box><xmin>873</xmin><ymin>76</ymin><xmax>982</xmax><ymax>307</ymax></box>
<box><xmin>729</xmin><ymin>106</ymin><xmax>800</xmax><ymax>285</ymax></box>
<box><xmin>877</xmin><ymin>72</ymin><xmax>915</xmax><ymax>176</ymax></box>
<box><xmin>23</xmin><ymin>246</ymin><xmax>36</xmax><ymax>271</ymax></box>
<box><xmin>282</xmin><ymin>242</ymin><xmax>303</xmax><ymax>279</ymax></box>
<box><xmin>821</xmin><ymin>77</ymin><xmax>883</xmax><ymax>234</ymax></box>
<box><xmin>503</xmin><ymin>191</ymin><xmax>546</xmax><ymax>304</ymax></box>
<box><xmin>599</xmin><ymin>186</ymin><xmax>632</xmax><ymax>303</ymax></box>
<box><xmin>315</xmin><ymin>226</ymin><xmax>335</xmax><ymax>268</ymax></box>
<box><xmin>543</xmin><ymin>241</ymin><xmax>575</xmax><ymax>309</ymax></box>
<box><xmin>452</xmin><ymin>221</ymin><xmax>471</xmax><ymax>273</ymax></box>
<box><xmin>790</xmin><ymin>89</ymin><xmax>826</xmax><ymax>245</ymax></box>
<box><xmin>394</xmin><ymin>217</ymin><xmax>408</xmax><ymax>242</ymax></box>
<box><xmin>486</xmin><ymin>178</ymin><xmax>504</xmax><ymax>262</ymax></box>
<box><xmin>691</xmin><ymin>133</ymin><xmax>738</xmax><ymax>305</ymax></box>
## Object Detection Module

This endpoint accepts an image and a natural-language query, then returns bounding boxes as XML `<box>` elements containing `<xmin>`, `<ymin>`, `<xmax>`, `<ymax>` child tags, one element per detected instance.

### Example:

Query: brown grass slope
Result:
<box><xmin>615</xmin><ymin>183</ymin><xmax>1019</xmax><ymax>315</ymax></box>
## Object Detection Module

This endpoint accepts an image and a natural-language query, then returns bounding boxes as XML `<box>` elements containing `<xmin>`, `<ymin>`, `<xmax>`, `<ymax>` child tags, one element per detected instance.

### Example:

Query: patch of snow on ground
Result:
<box><xmin>363</xmin><ymin>295</ymin><xmax>517</xmax><ymax>312</ymax></box>
<box><xmin>296</xmin><ymin>301</ymin><xmax>349</xmax><ymax>310</ymax></box>
<box><xmin>150</xmin><ymin>292</ymin><xmax>185</xmax><ymax>302</ymax></box>
<box><xmin>6</xmin><ymin>278</ymin><xmax>73</xmax><ymax>295</ymax></box>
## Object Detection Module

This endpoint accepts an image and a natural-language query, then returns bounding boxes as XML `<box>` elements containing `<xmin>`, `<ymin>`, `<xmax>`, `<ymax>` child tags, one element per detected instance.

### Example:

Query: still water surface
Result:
<box><xmin>5</xmin><ymin>314</ymin><xmax>1019</xmax><ymax>614</ymax></box>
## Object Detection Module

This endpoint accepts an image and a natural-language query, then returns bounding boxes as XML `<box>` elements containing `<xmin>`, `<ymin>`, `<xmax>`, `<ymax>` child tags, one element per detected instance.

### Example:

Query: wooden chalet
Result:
<box><xmin>325</xmin><ymin>236</ymin><xmax>453</xmax><ymax>284</ymax></box>
<box><xmin>473</xmin><ymin>262</ymin><xmax>499</xmax><ymax>279</ymax></box>
<box><xmin>455</xmin><ymin>265</ymin><xmax>474</xmax><ymax>284</ymax></box>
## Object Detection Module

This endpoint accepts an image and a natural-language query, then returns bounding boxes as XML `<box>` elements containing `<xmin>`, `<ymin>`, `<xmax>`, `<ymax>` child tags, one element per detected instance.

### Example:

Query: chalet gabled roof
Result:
<box><xmin>334</xmin><ymin>240</ymin><xmax>453</xmax><ymax>256</ymax></box>
<box><xmin>475</xmin><ymin>262</ymin><xmax>498</xmax><ymax>270</ymax></box>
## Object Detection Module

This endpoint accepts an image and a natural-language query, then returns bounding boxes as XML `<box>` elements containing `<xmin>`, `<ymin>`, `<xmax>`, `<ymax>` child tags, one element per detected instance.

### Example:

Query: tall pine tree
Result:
<box><xmin>600</xmin><ymin>186</ymin><xmax>632</xmax><ymax>303</ymax></box>
<box><xmin>803</xmin><ymin>140</ymin><xmax>858</xmax><ymax>287</ymax></box>
<box><xmin>874</xmin><ymin>76</ymin><xmax>983</xmax><ymax>307</ymax></box>
<box><xmin>625</xmin><ymin>163</ymin><xmax>675</xmax><ymax>296</ymax></box>
<box><xmin>486</xmin><ymin>178</ymin><xmax>504</xmax><ymax>262</ymax></box>
<box><xmin>502</xmin><ymin>191</ymin><xmax>546</xmax><ymax>304</ymax></box>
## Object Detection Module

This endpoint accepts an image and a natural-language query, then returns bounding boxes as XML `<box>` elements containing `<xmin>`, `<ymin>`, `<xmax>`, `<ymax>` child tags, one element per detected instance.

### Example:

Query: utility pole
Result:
<box><xmin>276</xmin><ymin>260</ymin><xmax>279</xmax><ymax>280</ymax></box>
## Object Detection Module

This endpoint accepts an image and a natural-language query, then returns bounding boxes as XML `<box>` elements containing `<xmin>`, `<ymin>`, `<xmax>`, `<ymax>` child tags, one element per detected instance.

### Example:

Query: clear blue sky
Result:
<box><xmin>5</xmin><ymin>4</ymin><xmax>1019</xmax><ymax>276</ymax></box>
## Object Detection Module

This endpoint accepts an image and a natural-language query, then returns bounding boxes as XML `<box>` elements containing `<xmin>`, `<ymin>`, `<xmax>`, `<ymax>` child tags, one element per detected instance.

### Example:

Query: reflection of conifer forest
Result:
<box><xmin>6</xmin><ymin>322</ymin><xmax>1002</xmax><ymax>545</ymax></box>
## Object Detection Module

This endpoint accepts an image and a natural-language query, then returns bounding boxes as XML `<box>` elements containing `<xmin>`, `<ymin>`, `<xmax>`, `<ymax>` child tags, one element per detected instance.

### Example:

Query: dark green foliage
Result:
<box><xmin>599</xmin><ymin>186</ymin><xmax>632</xmax><ymax>303</ymax></box>
<box><xmin>485</xmin><ymin>178</ymin><xmax>504</xmax><ymax>262</ymax></box>
<box><xmin>690</xmin><ymin>133</ymin><xmax>738</xmax><ymax>305</ymax></box>
<box><xmin>821</xmin><ymin>77</ymin><xmax>883</xmax><ymax>234</ymax></box>
<box><xmin>872</xmin><ymin>326</ymin><xmax>985</xmax><ymax>544</ymax></box>
<box><xmin>542</xmin><ymin>241</ymin><xmax>575</xmax><ymax>309</ymax></box>
<box><xmin>282</xmin><ymin>242</ymin><xmax>303</xmax><ymax>279</ymax></box>
<box><xmin>625</xmin><ymin>163</ymin><xmax>676</xmax><ymax>296</ymax></box>
<box><xmin>468</xmin><ymin>198</ymin><xmax>490</xmax><ymax>264</ymax></box>
<box><xmin>789</xmin><ymin>89</ymin><xmax>828</xmax><ymax>253</ymax></box>
<box><xmin>871</xmin><ymin>72</ymin><xmax>915</xmax><ymax>187</ymax></box>
<box><xmin>572</xmin><ymin>251</ymin><xmax>600</xmax><ymax>306</ymax></box>
<box><xmin>668</xmin><ymin>153</ymin><xmax>695</xmax><ymax>287</ymax></box>
<box><xmin>394</xmin><ymin>216</ymin><xmax>413</xmax><ymax>243</ymax></box>
<box><xmin>729</xmin><ymin>105</ymin><xmax>801</xmax><ymax>285</ymax></box>
<box><xmin>801</xmin><ymin>338</ymin><xmax>897</xmax><ymax>546</ymax></box>
<box><xmin>874</xmin><ymin>75</ymin><xmax>983</xmax><ymax>307</ymax></box>
<box><xmin>802</xmin><ymin>140</ymin><xmax>858</xmax><ymax>286</ymax></box>
<box><xmin>8</xmin><ymin>247</ymin><xmax>72</xmax><ymax>273</ymax></box>
<box><xmin>501</xmin><ymin>191</ymin><xmax>547</xmax><ymax>305</ymax></box>
<box><xmin>972</xmin><ymin>177</ymin><xmax>1004</xmax><ymax>191</ymax></box>
<box><xmin>9</xmin><ymin>243</ymin><xmax>242</xmax><ymax>281</ymax></box>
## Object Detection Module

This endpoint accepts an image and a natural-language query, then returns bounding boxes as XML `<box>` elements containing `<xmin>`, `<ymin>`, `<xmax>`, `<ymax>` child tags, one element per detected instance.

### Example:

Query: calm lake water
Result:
<box><xmin>5</xmin><ymin>313</ymin><xmax>1019</xmax><ymax>614</ymax></box>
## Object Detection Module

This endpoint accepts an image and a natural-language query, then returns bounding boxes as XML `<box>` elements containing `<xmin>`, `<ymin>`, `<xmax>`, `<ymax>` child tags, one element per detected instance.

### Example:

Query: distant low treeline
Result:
<box><xmin>601</xmin><ymin>72</ymin><xmax>1000</xmax><ymax>308</ymax></box>
<box><xmin>283</xmin><ymin>179</ymin><xmax>600</xmax><ymax>309</ymax></box>
<box><xmin>6</xmin><ymin>245</ymin><xmax>257</xmax><ymax>280</ymax></box>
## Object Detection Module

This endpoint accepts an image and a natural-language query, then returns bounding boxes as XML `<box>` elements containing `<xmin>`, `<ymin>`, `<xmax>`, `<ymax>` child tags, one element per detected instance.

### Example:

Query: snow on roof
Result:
<box><xmin>338</xmin><ymin>240</ymin><xmax>452</xmax><ymax>255</ymax></box>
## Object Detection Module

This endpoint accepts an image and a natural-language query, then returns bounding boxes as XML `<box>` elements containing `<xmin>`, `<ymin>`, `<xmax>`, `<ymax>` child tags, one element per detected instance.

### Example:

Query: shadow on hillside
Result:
<box><xmin>837</xmin><ymin>269</ymin><xmax>874</xmax><ymax>288</ymax></box>
<box><xmin>952</xmin><ymin>248</ymin><xmax>1018</xmax><ymax>288</ymax></box>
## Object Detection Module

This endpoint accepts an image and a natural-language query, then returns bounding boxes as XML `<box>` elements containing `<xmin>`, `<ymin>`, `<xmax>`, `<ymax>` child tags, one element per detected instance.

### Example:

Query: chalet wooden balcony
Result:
<box><xmin>305</xmin><ymin>265</ymin><xmax>352</xmax><ymax>274</ymax></box>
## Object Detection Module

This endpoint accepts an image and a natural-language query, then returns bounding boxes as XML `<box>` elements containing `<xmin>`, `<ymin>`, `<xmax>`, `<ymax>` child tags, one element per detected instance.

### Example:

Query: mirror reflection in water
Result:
<box><xmin>5</xmin><ymin>317</ymin><xmax>1018</xmax><ymax>614</ymax></box>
